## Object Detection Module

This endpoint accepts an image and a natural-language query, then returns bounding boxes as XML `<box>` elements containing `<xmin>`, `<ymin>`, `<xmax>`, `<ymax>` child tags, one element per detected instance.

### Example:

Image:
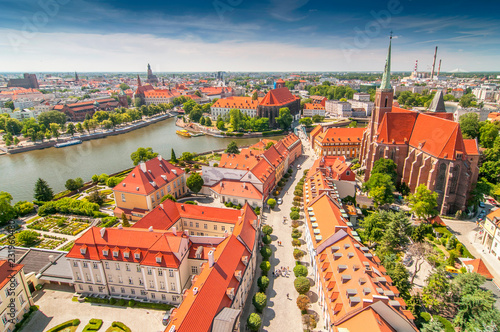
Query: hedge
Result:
<box><xmin>111</xmin><ymin>321</ymin><xmax>131</xmax><ymax>332</ymax></box>
<box><xmin>262</xmin><ymin>129</ymin><xmax>284</xmax><ymax>136</ymax></box>
<box><xmin>433</xmin><ymin>315</ymin><xmax>454</xmax><ymax>332</ymax></box>
<box><xmin>83</xmin><ymin>319</ymin><xmax>103</xmax><ymax>332</ymax></box>
<box><xmin>38</xmin><ymin>197</ymin><xmax>100</xmax><ymax>217</ymax></box>
<box><xmin>84</xmin><ymin>296</ymin><xmax>173</xmax><ymax>311</ymax></box>
<box><xmin>46</xmin><ymin>319</ymin><xmax>80</xmax><ymax>332</ymax></box>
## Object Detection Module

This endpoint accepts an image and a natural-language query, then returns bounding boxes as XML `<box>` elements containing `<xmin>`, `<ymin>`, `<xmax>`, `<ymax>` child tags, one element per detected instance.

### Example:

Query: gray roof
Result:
<box><xmin>212</xmin><ymin>307</ymin><xmax>241</xmax><ymax>332</ymax></box>
<box><xmin>428</xmin><ymin>89</ymin><xmax>447</xmax><ymax>112</ymax></box>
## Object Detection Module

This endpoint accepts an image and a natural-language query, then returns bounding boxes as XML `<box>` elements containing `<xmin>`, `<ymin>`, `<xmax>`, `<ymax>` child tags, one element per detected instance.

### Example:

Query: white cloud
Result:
<box><xmin>0</xmin><ymin>30</ymin><xmax>497</xmax><ymax>72</ymax></box>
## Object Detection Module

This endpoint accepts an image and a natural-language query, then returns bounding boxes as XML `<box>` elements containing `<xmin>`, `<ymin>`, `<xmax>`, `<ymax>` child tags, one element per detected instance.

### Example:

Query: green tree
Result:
<box><xmin>371</xmin><ymin>158</ymin><xmax>398</xmax><ymax>183</ymax></box>
<box><xmin>294</xmin><ymin>276</ymin><xmax>311</xmax><ymax>294</ymax></box>
<box><xmin>387</xmin><ymin>263</ymin><xmax>411</xmax><ymax>300</ymax></box>
<box><xmin>130</xmin><ymin>147</ymin><xmax>158</xmax><ymax>166</ymax></box>
<box><xmin>293</xmin><ymin>265</ymin><xmax>308</xmax><ymax>277</ymax></box>
<box><xmin>348</xmin><ymin>121</ymin><xmax>357</xmax><ymax>128</ymax></box>
<box><xmin>14</xmin><ymin>201</ymin><xmax>34</xmax><ymax>217</ymax></box>
<box><xmin>299</xmin><ymin>117</ymin><xmax>313</xmax><ymax>127</ymax></box>
<box><xmin>252</xmin><ymin>292</ymin><xmax>267</xmax><ymax>313</ymax></box>
<box><xmin>262</xmin><ymin>225</ymin><xmax>273</xmax><ymax>235</ymax></box>
<box><xmin>65</xmin><ymin>179</ymin><xmax>79</xmax><ymax>191</ymax></box>
<box><xmin>160</xmin><ymin>194</ymin><xmax>177</xmax><ymax>203</ymax></box>
<box><xmin>205</xmin><ymin>117</ymin><xmax>212</xmax><ymax>127</ymax></box>
<box><xmin>276</xmin><ymin>107</ymin><xmax>293</xmax><ymax>130</ymax></box>
<box><xmin>459</xmin><ymin>93</ymin><xmax>476</xmax><ymax>108</ymax></box>
<box><xmin>189</xmin><ymin>107</ymin><xmax>203</xmax><ymax>123</ymax></box>
<box><xmin>66</xmin><ymin>123</ymin><xmax>76</xmax><ymax>136</ymax></box>
<box><xmin>34</xmin><ymin>178</ymin><xmax>54</xmax><ymax>201</ymax></box>
<box><xmin>290</xmin><ymin>211</ymin><xmax>300</xmax><ymax>220</ymax></box>
<box><xmin>87</xmin><ymin>189</ymin><xmax>106</xmax><ymax>206</ymax></box>
<box><xmin>257</xmin><ymin>276</ymin><xmax>269</xmax><ymax>292</ymax></box>
<box><xmin>170</xmin><ymin>149</ymin><xmax>178</xmax><ymax>163</ymax></box>
<box><xmin>50</xmin><ymin>123</ymin><xmax>61</xmax><ymax>140</ymax></box>
<box><xmin>422</xmin><ymin>267</ymin><xmax>451</xmax><ymax>312</ymax></box>
<box><xmin>186</xmin><ymin>173</ymin><xmax>204</xmax><ymax>194</ymax></box>
<box><xmin>225</xmin><ymin>141</ymin><xmax>239</xmax><ymax>154</ymax></box>
<box><xmin>459</xmin><ymin>112</ymin><xmax>480</xmax><ymax>138</ymax></box>
<box><xmin>106</xmin><ymin>177</ymin><xmax>121</xmax><ymax>187</ymax></box>
<box><xmin>37</xmin><ymin>110</ymin><xmax>67</xmax><ymax>128</ymax></box>
<box><xmin>16</xmin><ymin>230</ymin><xmax>40</xmax><ymax>246</ymax></box>
<box><xmin>183</xmin><ymin>99</ymin><xmax>197</xmax><ymax>114</ymax></box>
<box><xmin>408</xmin><ymin>184</ymin><xmax>438</xmax><ymax>219</ymax></box>
<box><xmin>247</xmin><ymin>313</ymin><xmax>261</xmax><ymax>332</ymax></box>
<box><xmin>312</xmin><ymin>114</ymin><xmax>323</xmax><ymax>123</ymax></box>
<box><xmin>180</xmin><ymin>152</ymin><xmax>194</xmax><ymax>162</ymax></box>
<box><xmin>381</xmin><ymin>212</ymin><xmax>412</xmax><ymax>252</ymax></box>
<box><xmin>479</xmin><ymin>121</ymin><xmax>499</xmax><ymax>148</ymax></box>
<box><xmin>4</xmin><ymin>101</ymin><xmax>14</xmax><ymax>110</ymax></box>
<box><xmin>421</xmin><ymin>320</ymin><xmax>444</xmax><ymax>332</ymax></box>
<box><xmin>267</xmin><ymin>198</ymin><xmax>276</xmax><ymax>209</ymax></box>
<box><xmin>91</xmin><ymin>174</ymin><xmax>99</xmax><ymax>183</ymax></box>
<box><xmin>121</xmin><ymin>212</ymin><xmax>130</xmax><ymax>227</ymax></box>
<box><xmin>119</xmin><ymin>83</ymin><xmax>130</xmax><ymax>90</ymax></box>
<box><xmin>360</xmin><ymin>212</ymin><xmax>384</xmax><ymax>245</ymax></box>
<box><xmin>0</xmin><ymin>192</ymin><xmax>17</xmax><ymax>225</ymax></box>
<box><xmin>260</xmin><ymin>261</ymin><xmax>271</xmax><ymax>274</ymax></box>
<box><xmin>199</xmin><ymin>117</ymin><xmax>205</xmax><ymax>126</ymax></box>
<box><xmin>363</xmin><ymin>173</ymin><xmax>395</xmax><ymax>208</ymax></box>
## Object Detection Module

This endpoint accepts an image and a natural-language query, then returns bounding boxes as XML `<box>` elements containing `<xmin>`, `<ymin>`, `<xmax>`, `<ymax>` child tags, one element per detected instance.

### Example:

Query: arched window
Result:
<box><xmin>450</xmin><ymin>165</ymin><xmax>460</xmax><ymax>194</ymax></box>
<box><xmin>385</xmin><ymin>97</ymin><xmax>388</xmax><ymax>107</ymax></box>
<box><xmin>435</xmin><ymin>163</ymin><xmax>447</xmax><ymax>192</ymax></box>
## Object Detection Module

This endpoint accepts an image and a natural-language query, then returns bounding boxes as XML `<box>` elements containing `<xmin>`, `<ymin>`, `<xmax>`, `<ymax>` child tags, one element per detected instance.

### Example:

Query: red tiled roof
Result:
<box><xmin>282</xmin><ymin>133</ymin><xmax>301</xmax><ymax>150</ymax></box>
<box><xmin>0</xmin><ymin>260</ymin><xmax>23</xmax><ymax>289</ymax></box>
<box><xmin>211</xmin><ymin>180</ymin><xmax>263</xmax><ymax>200</ymax></box>
<box><xmin>316</xmin><ymin>128</ymin><xmax>365</xmax><ymax>144</ymax></box>
<box><xmin>259</xmin><ymin>87</ymin><xmax>299</xmax><ymax>106</ymax></box>
<box><xmin>219</xmin><ymin>149</ymin><xmax>260</xmax><ymax>170</ymax></box>
<box><xmin>463</xmin><ymin>139</ymin><xmax>479</xmax><ymax>155</ymax></box>
<box><xmin>212</xmin><ymin>96</ymin><xmax>261</xmax><ymax>110</ymax></box>
<box><xmin>66</xmin><ymin>227</ymin><xmax>186</xmax><ymax>268</ymax></box>
<box><xmin>132</xmin><ymin>199</ymin><xmax>181</xmax><ymax>230</ymax></box>
<box><xmin>304</xmin><ymin>103</ymin><xmax>325</xmax><ymax>110</ymax></box>
<box><xmin>113</xmin><ymin>156</ymin><xmax>184</xmax><ymax>195</ymax></box>
<box><xmin>377</xmin><ymin>112</ymin><xmax>418</xmax><ymax>145</ymax></box>
<box><xmin>463</xmin><ymin>258</ymin><xmax>494</xmax><ymax>279</ymax></box>
<box><xmin>250</xmin><ymin>158</ymin><xmax>275</xmax><ymax>183</ymax></box>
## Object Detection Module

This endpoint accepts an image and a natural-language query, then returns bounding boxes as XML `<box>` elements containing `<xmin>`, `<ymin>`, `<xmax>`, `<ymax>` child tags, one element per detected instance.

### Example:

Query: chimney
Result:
<box><xmin>184</xmin><ymin>230</ymin><xmax>189</xmax><ymax>236</ymax></box>
<box><xmin>160</xmin><ymin>203</ymin><xmax>164</xmax><ymax>209</ymax></box>
<box><xmin>208</xmin><ymin>250</ymin><xmax>215</xmax><ymax>267</ymax></box>
<box><xmin>48</xmin><ymin>255</ymin><xmax>55</xmax><ymax>263</ymax></box>
<box><xmin>431</xmin><ymin>46</ymin><xmax>438</xmax><ymax>78</ymax></box>
<box><xmin>181</xmin><ymin>204</ymin><xmax>185</xmax><ymax>210</ymax></box>
<box><xmin>148</xmin><ymin>226</ymin><xmax>153</xmax><ymax>232</ymax></box>
<box><xmin>117</xmin><ymin>224</ymin><xmax>123</xmax><ymax>229</ymax></box>
<box><xmin>139</xmin><ymin>162</ymin><xmax>147</xmax><ymax>173</ymax></box>
<box><xmin>158</xmin><ymin>155</ymin><xmax>162</xmax><ymax>161</ymax></box>
<box><xmin>172</xmin><ymin>226</ymin><xmax>177</xmax><ymax>236</ymax></box>
<box><xmin>100</xmin><ymin>228</ymin><xmax>106</xmax><ymax>238</ymax></box>
<box><xmin>193</xmin><ymin>287</ymin><xmax>199</xmax><ymax>295</ymax></box>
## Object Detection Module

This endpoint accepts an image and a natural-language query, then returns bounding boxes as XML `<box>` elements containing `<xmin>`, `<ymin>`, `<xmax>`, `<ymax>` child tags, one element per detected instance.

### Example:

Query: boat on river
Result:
<box><xmin>54</xmin><ymin>140</ymin><xmax>82</xmax><ymax>148</ymax></box>
<box><xmin>176</xmin><ymin>130</ymin><xmax>191</xmax><ymax>137</ymax></box>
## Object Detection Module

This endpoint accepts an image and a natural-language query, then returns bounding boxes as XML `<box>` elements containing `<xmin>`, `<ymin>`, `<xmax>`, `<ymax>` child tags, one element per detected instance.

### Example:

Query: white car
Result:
<box><xmin>277</xmin><ymin>198</ymin><xmax>283</xmax><ymax>205</ymax></box>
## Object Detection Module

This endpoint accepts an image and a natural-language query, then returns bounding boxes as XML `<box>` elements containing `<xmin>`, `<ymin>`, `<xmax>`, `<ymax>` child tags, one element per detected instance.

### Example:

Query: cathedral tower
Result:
<box><xmin>369</xmin><ymin>35</ymin><xmax>394</xmax><ymax>139</ymax></box>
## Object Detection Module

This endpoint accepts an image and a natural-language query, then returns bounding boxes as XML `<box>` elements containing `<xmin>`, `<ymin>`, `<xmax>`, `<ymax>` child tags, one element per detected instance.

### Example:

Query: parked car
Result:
<box><xmin>479</xmin><ymin>201</ymin><xmax>485</xmax><ymax>208</ymax></box>
<box><xmin>277</xmin><ymin>198</ymin><xmax>283</xmax><ymax>205</ymax></box>
<box><xmin>162</xmin><ymin>309</ymin><xmax>174</xmax><ymax>326</ymax></box>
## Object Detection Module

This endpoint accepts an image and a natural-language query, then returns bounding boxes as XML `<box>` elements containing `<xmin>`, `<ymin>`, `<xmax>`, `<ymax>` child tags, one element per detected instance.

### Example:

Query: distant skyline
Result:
<box><xmin>1</xmin><ymin>0</ymin><xmax>499</xmax><ymax>72</ymax></box>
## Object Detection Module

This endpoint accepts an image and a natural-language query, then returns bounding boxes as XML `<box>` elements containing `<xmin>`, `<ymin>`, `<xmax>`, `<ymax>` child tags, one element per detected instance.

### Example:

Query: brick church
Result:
<box><xmin>360</xmin><ymin>37</ymin><xmax>480</xmax><ymax>215</ymax></box>
<box><xmin>257</xmin><ymin>79</ymin><xmax>300</xmax><ymax>128</ymax></box>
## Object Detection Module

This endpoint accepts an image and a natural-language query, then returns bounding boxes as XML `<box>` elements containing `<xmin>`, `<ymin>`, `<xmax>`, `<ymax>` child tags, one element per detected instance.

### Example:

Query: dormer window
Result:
<box><xmin>113</xmin><ymin>250</ymin><xmax>119</xmax><ymax>257</ymax></box>
<box><xmin>103</xmin><ymin>250</ymin><xmax>108</xmax><ymax>256</ymax></box>
<box><xmin>123</xmin><ymin>251</ymin><xmax>130</xmax><ymax>258</ymax></box>
<box><xmin>80</xmin><ymin>246</ymin><xmax>87</xmax><ymax>255</ymax></box>
<box><xmin>135</xmin><ymin>252</ymin><xmax>140</xmax><ymax>259</ymax></box>
<box><xmin>156</xmin><ymin>256</ymin><xmax>162</xmax><ymax>263</ymax></box>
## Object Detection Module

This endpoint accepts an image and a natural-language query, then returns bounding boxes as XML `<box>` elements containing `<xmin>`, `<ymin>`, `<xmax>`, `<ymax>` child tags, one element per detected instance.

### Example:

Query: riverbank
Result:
<box><xmin>0</xmin><ymin>112</ymin><xmax>176</xmax><ymax>155</ymax></box>
<box><xmin>175</xmin><ymin>117</ymin><xmax>286</xmax><ymax>138</ymax></box>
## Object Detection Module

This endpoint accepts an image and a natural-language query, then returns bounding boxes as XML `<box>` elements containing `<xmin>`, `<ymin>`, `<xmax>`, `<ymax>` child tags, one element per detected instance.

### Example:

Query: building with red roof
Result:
<box><xmin>53</xmin><ymin>97</ymin><xmax>123</xmax><ymax>122</ymax></box>
<box><xmin>210</xmin><ymin>96</ymin><xmax>261</xmax><ymax>120</ymax></box>
<box><xmin>0</xmin><ymin>260</ymin><xmax>34</xmax><ymax>331</ymax></box>
<box><xmin>303</xmin><ymin>103</ymin><xmax>326</xmax><ymax>118</ymax></box>
<box><xmin>360</xmin><ymin>38</ymin><xmax>479</xmax><ymax>215</ymax></box>
<box><xmin>67</xmin><ymin>203</ymin><xmax>259</xmax><ymax>310</ymax></box>
<box><xmin>257</xmin><ymin>86</ymin><xmax>300</xmax><ymax>128</ymax></box>
<box><xmin>311</xmin><ymin>126</ymin><xmax>365</xmax><ymax>159</ymax></box>
<box><xmin>113</xmin><ymin>156</ymin><xmax>186</xmax><ymax>221</ymax></box>
<box><xmin>460</xmin><ymin>258</ymin><xmax>494</xmax><ymax>280</ymax></box>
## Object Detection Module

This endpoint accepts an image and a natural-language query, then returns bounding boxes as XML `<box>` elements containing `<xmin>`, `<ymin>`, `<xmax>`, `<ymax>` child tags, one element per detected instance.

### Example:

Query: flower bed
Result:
<box><xmin>27</xmin><ymin>216</ymin><xmax>91</xmax><ymax>235</ymax></box>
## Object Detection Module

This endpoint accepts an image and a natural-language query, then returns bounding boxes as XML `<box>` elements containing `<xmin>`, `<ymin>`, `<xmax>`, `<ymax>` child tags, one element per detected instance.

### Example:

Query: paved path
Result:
<box><xmin>260</xmin><ymin>132</ymin><xmax>324</xmax><ymax>332</ymax></box>
<box><xmin>21</xmin><ymin>284</ymin><xmax>165</xmax><ymax>332</ymax></box>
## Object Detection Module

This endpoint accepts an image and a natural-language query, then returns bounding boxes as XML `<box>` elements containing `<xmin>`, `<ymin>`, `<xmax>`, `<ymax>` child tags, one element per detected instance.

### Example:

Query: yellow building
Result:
<box><xmin>0</xmin><ymin>260</ymin><xmax>34</xmax><ymax>331</ymax></box>
<box><xmin>311</xmin><ymin>126</ymin><xmax>365</xmax><ymax>159</ymax></box>
<box><xmin>113</xmin><ymin>156</ymin><xmax>186</xmax><ymax>221</ymax></box>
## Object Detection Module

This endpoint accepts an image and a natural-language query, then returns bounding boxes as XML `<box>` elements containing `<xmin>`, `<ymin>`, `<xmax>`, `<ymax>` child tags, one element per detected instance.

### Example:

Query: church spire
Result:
<box><xmin>380</xmin><ymin>33</ymin><xmax>392</xmax><ymax>90</ymax></box>
<box><xmin>137</xmin><ymin>74</ymin><xmax>142</xmax><ymax>87</ymax></box>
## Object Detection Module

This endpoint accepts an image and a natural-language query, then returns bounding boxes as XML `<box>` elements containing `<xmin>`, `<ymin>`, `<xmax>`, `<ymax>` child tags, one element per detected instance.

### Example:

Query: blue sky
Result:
<box><xmin>0</xmin><ymin>0</ymin><xmax>499</xmax><ymax>72</ymax></box>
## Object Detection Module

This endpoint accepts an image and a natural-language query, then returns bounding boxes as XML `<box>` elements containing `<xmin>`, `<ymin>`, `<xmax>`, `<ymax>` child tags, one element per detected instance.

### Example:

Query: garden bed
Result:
<box><xmin>27</xmin><ymin>215</ymin><xmax>91</xmax><ymax>235</ymax></box>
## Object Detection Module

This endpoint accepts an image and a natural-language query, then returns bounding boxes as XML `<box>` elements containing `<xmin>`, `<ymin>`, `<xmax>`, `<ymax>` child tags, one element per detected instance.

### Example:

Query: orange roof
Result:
<box><xmin>377</xmin><ymin>112</ymin><xmax>417</xmax><ymax>145</ymax></box>
<box><xmin>211</xmin><ymin>180</ymin><xmax>263</xmax><ymax>200</ymax></box>
<box><xmin>262</xmin><ymin>145</ymin><xmax>284</xmax><ymax>169</ymax></box>
<box><xmin>409</xmin><ymin>113</ymin><xmax>466</xmax><ymax>160</ymax></box>
<box><xmin>316</xmin><ymin>128</ymin><xmax>365</xmax><ymax>144</ymax></box>
<box><xmin>282</xmin><ymin>133</ymin><xmax>301</xmax><ymax>150</ymax></box>
<box><xmin>66</xmin><ymin>227</ymin><xmax>187</xmax><ymax>268</ymax></box>
<box><xmin>113</xmin><ymin>156</ymin><xmax>184</xmax><ymax>195</ymax></box>
<box><xmin>304</xmin><ymin>103</ymin><xmax>325</xmax><ymax>110</ymax></box>
<box><xmin>249</xmin><ymin>139</ymin><xmax>277</xmax><ymax>151</ymax></box>
<box><xmin>212</xmin><ymin>96</ymin><xmax>261</xmax><ymax>109</ymax></box>
<box><xmin>219</xmin><ymin>149</ymin><xmax>260</xmax><ymax>170</ymax></box>
<box><xmin>463</xmin><ymin>139</ymin><xmax>479</xmax><ymax>156</ymax></box>
<box><xmin>462</xmin><ymin>258</ymin><xmax>494</xmax><ymax>279</ymax></box>
<box><xmin>0</xmin><ymin>260</ymin><xmax>23</xmax><ymax>289</ymax></box>
<box><xmin>250</xmin><ymin>158</ymin><xmax>275</xmax><ymax>183</ymax></box>
<box><xmin>132</xmin><ymin>199</ymin><xmax>181</xmax><ymax>230</ymax></box>
<box><xmin>259</xmin><ymin>87</ymin><xmax>299</xmax><ymax>106</ymax></box>
<box><xmin>488</xmin><ymin>112</ymin><xmax>500</xmax><ymax>122</ymax></box>
<box><xmin>200</xmin><ymin>87</ymin><xmax>233</xmax><ymax>96</ymax></box>
<box><xmin>144</xmin><ymin>89</ymin><xmax>181</xmax><ymax>98</ymax></box>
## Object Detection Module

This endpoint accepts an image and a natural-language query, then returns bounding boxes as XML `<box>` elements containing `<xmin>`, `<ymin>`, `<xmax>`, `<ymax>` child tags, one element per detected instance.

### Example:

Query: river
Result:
<box><xmin>0</xmin><ymin>118</ymin><xmax>282</xmax><ymax>202</ymax></box>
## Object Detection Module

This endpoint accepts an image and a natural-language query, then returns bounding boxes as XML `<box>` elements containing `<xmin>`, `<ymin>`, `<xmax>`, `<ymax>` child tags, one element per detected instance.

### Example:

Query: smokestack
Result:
<box><xmin>437</xmin><ymin>59</ymin><xmax>442</xmax><ymax>77</ymax></box>
<box><xmin>431</xmin><ymin>46</ymin><xmax>438</xmax><ymax>78</ymax></box>
<box><xmin>414</xmin><ymin>60</ymin><xmax>418</xmax><ymax>74</ymax></box>
<box><xmin>208</xmin><ymin>250</ymin><xmax>215</xmax><ymax>267</ymax></box>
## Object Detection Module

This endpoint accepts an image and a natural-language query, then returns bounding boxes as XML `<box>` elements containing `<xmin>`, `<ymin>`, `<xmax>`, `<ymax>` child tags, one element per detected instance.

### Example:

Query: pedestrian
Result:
<box><xmin>286</xmin><ymin>293</ymin><xmax>290</xmax><ymax>299</ymax></box>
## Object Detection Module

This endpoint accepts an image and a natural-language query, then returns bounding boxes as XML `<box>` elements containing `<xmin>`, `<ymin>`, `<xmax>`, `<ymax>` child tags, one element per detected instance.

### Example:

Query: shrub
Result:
<box><xmin>97</xmin><ymin>173</ymin><xmax>108</xmax><ymax>184</ymax></box>
<box><xmin>296</xmin><ymin>294</ymin><xmax>310</xmax><ymax>311</ymax></box>
<box><xmin>118</xmin><ymin>299</ymin><xmax>126</xmax><ymax>306</ymax></box>
<box><xmin>262</xmin><ymin>234</ymin><xmax>272</xmax><ymax>245</ymax></box>
<box><xmin>252</xmin><ymin>292</ymin><xmax>267</xmax><ymax>313</ymax></box>
<box><xmin>247</xmin><ymin>313</ymin><xmax>262</xmax><ymax>332</ymax></box>
<box><xmin>267</xmin><ymin>198</ymin><xmax>277</xmax><ymax>209</ymax></box>
<box><xmin>260</xmin><ymin>245</ymin><xmax>272</xmax><ymax>260</ymax></box>
<box><xmin>291</xmin><ymin>206</ymin><xmax>300</xmax><ymax>213</ymax></box>
<box><xmin>291</xmin><ymin>220</ymin><xmax>300</xmax><ymax>228</ymax></box>
<box><xmin>111</xmin><ymin>322</ymin><xmax>131</xmax><ymax>332</ymax></box>
<box><xmin>433</xmin><ymin>316</ymin><xmax>454</xmax><ymax>332</ymax></box>
<box><xmin>288</xmin><ymin>168</ymin><xmax>293</xmax><ymax>174</ymax></box>
<box><xmin>294</xmin><ymin>190</ymin><xmax>303</xmax><ymax>196</ymax></box>
<box><xmin>82</xmin><ymin>318</ymin><xmax>103</xmax><ymax>332</ymax></box>
<box><xmin>128</xmin><ymin>300</ymin><xmax>136</xmax><ymax>307</ymax></box>
<box><xmin>292</xmin><ymin>239</ymin><xmax>301</xmax><ymax>247</ymax></box>
<box><xmin>293</xmin><ymin>248</ymin><xmax>305</xmax><ymax>260</ymax></box>
<box><xmin>46</xmin><ymin>319</ymin><xmax>81</xmax><ymax>332</ymax></box>
<box><xmin>290</xmin><ymin>211</ymin><xmax>300</xmax><ymax>220</ymax></box>
<box><xmin>260</xmin><ymin>261</ymin><xmax>271</xmax><ymax>274</ymax></box>
<box><xmin>262</xmin><ymin>225</ymin><xmax>273</xmax><ymax>235</ymax></box>
<box><xmin>292</xmin><ymin>201</ymin><xmax>301</xmax><ymax>207</ymax></box>
<box><xmin>420</xmin><ymin>312</ymin><xmax>431</xmax><ymax>322</ymax></box>
<box><xmin>109</xmin><ymin>298</ymin><xmax>117</xmax><ymax>305</ymax></box>
<box><xmin>257</xmin><ymin>276</ymin><xmax>270</xmax><ymax>292</ymax></box>
<box><xmin>294</xmin><ymin>276</ymin><xmax>311</xmax><ymax>294</ymax></box>
<box><xmin>292</xmin><ymin>229</ymin><xmax>302</xmax><ymax>239</ymax></box>
<box><xmin>293</xmin><ymin>264</ymin><xmax>308</xmax><ymax>277</ymax></box>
